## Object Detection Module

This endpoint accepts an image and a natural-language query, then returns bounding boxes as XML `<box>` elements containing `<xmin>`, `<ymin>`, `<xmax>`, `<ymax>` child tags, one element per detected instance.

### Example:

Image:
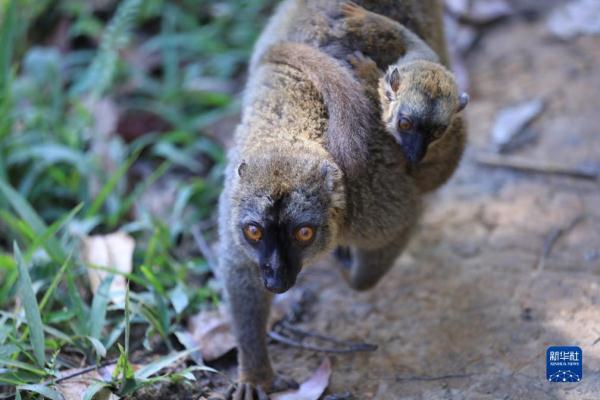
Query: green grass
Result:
<box><xmin>0</xmin><ymin>0</ymin><xmax>276</xmax><ymax>397</ymax></box>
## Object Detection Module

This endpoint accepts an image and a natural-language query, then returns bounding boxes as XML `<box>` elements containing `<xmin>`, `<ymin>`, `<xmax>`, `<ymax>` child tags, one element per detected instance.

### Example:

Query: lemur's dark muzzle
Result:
<box><xmin>399</xmin><ymin>132</ymin><xmax>427</xmax><ymax>164</ymax></box>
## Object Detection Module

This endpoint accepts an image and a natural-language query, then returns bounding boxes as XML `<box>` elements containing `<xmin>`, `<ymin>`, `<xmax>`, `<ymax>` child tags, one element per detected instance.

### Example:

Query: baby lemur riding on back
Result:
<box><xmin>337</xmin><ymin>2</ymin><xmax>469</xmax><ymax>165</ymax></box>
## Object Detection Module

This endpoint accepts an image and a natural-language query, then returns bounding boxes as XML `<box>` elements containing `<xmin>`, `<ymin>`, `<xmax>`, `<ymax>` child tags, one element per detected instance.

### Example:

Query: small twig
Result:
<box><xmin>536</xmin><ymin>215</ymin><xmax>585</xmax><ymax>271</ymax></box>
<box><xmin>53</xmin><ymin>359</ymin><xmax>118</xmax><ymax>384</ymax></box>
<box><xmin>475</xmin><ymin>153</ymin><xmax>599</xmax><ymax>181</ymax></box>
<box><xmin>268</xmin><ymin>330</ymin><xmax>377</xmax><ymax>354</ymax></box>
<box><xmin>396</xmin><ymin>373</ymin><xmax>472</xmax><ymax>382</ymax></box>
<box><xmin>191</xmin><ymin>225</ymin><xmax>217</xmax><ymax>272</ymax></box>
<box><xmin>268</xmin><ymin>330</ymin><xmax>376</xmax><ymax>353</ymax></box>
<box><xmin>443</xmin><ymin>3</ymin><xmax>510</xmax><ymax>27</ymax></box>
<box><xmin>279</xmin><ymin>321</ymin><xmax>365</xmax><ymax>347</ymax></box>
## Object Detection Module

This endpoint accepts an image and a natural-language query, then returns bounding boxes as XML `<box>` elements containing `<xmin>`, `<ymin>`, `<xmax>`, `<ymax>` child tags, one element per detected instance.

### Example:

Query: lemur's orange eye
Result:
<box><xmin>243</xmin><ymin>224</ymin><xmax>262</xmax><ymax>242</ymax></box>
<box><xmin>398</xmin><ymin>117</ymin><xmax>412</xmax><ymax>131</ymax></box>
<box><xmin>294</xmin><ymin>226</ymin><xmax>314</xmax><ymax>243</ymax></box>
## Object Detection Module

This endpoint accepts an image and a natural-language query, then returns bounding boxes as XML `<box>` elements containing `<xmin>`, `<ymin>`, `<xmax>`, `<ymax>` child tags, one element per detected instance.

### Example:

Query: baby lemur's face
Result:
<box><xmin>233</xmin><ymin>152</ymin><xmax>344</xmax><ymax>293</ymax></box>
<box><xmin>378</xmin><ymin>61</ymin><xmax>469</xmax><ymax>164</ymax></box>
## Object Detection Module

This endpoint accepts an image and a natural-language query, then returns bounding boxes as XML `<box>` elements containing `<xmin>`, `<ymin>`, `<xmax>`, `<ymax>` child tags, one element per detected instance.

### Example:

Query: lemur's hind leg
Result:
<box><xmin>336</xmin><ymin>227</ymin><xmax>414</xmax><ymax>291</ymax></box>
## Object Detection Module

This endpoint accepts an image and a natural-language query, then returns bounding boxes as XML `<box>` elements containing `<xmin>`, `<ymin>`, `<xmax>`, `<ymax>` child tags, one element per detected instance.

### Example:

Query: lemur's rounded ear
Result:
<box><xmin>386</xmin><ymin>67</ymin><xmax>401</xmax><ymax>93</ymax></box>
<box><xmin>237</xmin><ymin>161</ymin><xmax>247</xmax><ymax>178</ymax></box>
<box><xmin>457</xmin><ymin>92</ymin><xmax>470</xmax><ymax>112</ymax></box>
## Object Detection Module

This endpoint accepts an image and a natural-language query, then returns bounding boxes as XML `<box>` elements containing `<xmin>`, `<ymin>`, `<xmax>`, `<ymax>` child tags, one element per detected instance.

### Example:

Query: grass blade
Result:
<box><xmin>0</xmin><ymin>357</ymin><xmax>46</xmax><ymax>375</ymax></box>
<box><xmin>24</xmin><ymin>203</ymin><xmax>83</xmax><ymax>261</ymax></box>
<box><xmin>85</xmin><ymin>149</ymin><xmax>141</xmax><ymax>219</ymax></box>
<box><xmin>134</xmin><ymin>348</ymin><xmax>196</xmax><ymax>380</ymax></box>
<box><xmin>17</xmin><ymin>384</ymin><xmax>63</xmax><ymax>400</ymax></box>
<box><xmin>66</xmin><ymin>272</ymin><xmax>89</xmax><ymax>336</ymax></box>
<box><xmin>39</xmin><ymin>253</ymin><xmax>73</xmax><ymax>312</ymax></box>
<box><xmin>124</xmin><ymin>282</ymin><xmax>130</xmax><ymax>355</ymax></box>
<box><xmin>14</xmin><ymin>243</ymin><xmax>46</xmax><ymax>368</ymax></box>
<box><xmin>0</xmin><ymin>0</ymin><xmax>15</xmax><ymax>151</ymax></box>
<box><xmin>70</xmin><ymin>0</ymin><xmax>143</xmax><ymax>98</ymax></box>
<box><xmin>15</xmin><ymin>253</ymin><xmax>72</xmax><ymax>347</ymax></box>
<box><xmin>0</xmin><ymin>0</ymin><xmax>15</xmax><ymax>94</ymax></box>
<box><xmin>108</xmin><ymin>160</ymin><xmax>171</xmax><ymax>228</ymax></box>
<box><xmin>88</xmin><ymin>275</ymin><xmax>114</xmax><ymax>339</ymax></box>
<box><xmin>0</xmin><ymin>181</ymin><xmax>65</xmax><ymax>262</ymax></box>
<box><xmin>0</xmin><ymin>253</ymin><xmax>17</xmax><ymax>305</ymax></box>
<box><xmin>85</xmin><ymin>336</ymin><xmax>107</xmax><ymax>360</ymax></box>
<box><xmin>83</xmin><ymin>382</ymin><xmax>109</xmax><ymax>400</ymax></box>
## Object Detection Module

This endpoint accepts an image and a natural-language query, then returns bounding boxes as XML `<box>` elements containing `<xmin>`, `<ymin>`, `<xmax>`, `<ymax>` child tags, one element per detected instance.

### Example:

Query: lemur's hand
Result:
<box><xmin>347</xmin><ymin>51</ymin><xmax>381</xmax><ymax>85</ymax></box>
<box><xmin>340</xmin><ymin>2</ymin><xmax>368</xmax><ymax>20</ymax></box>
<box><xmin>336</xmin><ymin>2</ymin><xmax>369</xmax><ymax>34</ymax></box>
<box><xmin>232</xmin><ymin>383</ymin><xmax>269</xmax><ymax>400</ymax></box>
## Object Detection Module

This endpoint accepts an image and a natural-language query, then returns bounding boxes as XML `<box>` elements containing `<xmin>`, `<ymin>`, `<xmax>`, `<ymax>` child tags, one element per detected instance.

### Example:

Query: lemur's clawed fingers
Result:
<box><xmin>346</xmin><ymin>50</ymin><xmax>364</xmax><ymax>63</ymax></box>
<box><xmin>340</xmin><ymin>2</ymin><xmax>366</xmax><ymax>18</ymax></box>
<box><xmin>347</xmin><ymin>51</ymin><xmax>379</xmax><ymax>82</ymax></box>
<box><xmin>230</xmin><ymin>374</ymin><xmax>297</xmax><ymax>399</ymax></box>
<box><xmin>232</xmin><ymin>383</ymin><xmax>269</xmax><ymax>400</ymax></box>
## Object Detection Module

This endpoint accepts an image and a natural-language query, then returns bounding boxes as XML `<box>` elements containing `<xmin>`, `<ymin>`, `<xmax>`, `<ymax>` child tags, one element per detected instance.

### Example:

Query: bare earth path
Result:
<box><xmin>266</xmin><ymin>8</ymin><xmax>600</xmax><ymax>400</ymax></box>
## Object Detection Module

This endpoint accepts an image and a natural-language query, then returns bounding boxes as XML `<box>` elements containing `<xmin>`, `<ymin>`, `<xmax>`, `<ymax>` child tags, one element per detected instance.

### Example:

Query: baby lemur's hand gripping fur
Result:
<box><xmin>339</xmin><ymin>2</ymin><xmax>469</xmax><ymax>192</ymax></box>
<box><xmin>219</xmin><ymin>1</ymin><xmax>460</xmax><ymax>398</ymax></box>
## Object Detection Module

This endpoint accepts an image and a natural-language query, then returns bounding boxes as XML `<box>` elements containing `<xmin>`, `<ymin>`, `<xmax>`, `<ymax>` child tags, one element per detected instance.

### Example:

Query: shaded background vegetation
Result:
<box><xmin>0</xmin><ymin>0</ymin><xmax>276</xmax><ymax>397</ymax></box>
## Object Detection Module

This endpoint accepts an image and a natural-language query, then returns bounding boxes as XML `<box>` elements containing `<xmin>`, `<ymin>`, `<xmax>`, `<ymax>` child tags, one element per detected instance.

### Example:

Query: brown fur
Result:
<box><xmin>337</xmin><ymin>2</ymin><xmax>468</xmax><ymax>192</ymax></box>
<box><xmin>262</xmin><ymin>43</ymin><xmax>375</xmax><ymax>179</ymax></box>
<box><xmin>218</xmin><ymin>1</ymin><xmax>460</xmax><ymax>397</ymax></box>
<box><xmin>378</xmin><ymin>61</ymin><xmax>461</xmax><ymax>129</ymax></box>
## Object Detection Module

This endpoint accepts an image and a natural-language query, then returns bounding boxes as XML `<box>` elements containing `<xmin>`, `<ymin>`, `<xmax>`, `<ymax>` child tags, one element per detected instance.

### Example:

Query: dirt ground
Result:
<box><xmin>262</xmin><ymin>4</ymin><xmax>600</xmax><ymax>400</ymax></box>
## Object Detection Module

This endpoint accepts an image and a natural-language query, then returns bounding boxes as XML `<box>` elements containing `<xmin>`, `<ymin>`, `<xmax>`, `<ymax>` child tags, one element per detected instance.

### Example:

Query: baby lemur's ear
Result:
<box><xmin>457</xmin><ymin>92</ymin><xmax>469</xmax><ymax>112</ymax></box>
<box><xmin>385</xmin><ymin>67</ymin><xmax>401</xmax><ymax>94</ymax></box>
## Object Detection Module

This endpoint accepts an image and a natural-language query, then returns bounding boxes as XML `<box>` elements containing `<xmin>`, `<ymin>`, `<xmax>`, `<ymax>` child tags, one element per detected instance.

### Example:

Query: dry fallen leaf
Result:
<box><xmin>271</xmin><ymin>358</ymin><xmax>332</xmax><ymax>400</ymax></box>
<box><xmin>445</xmin><ymin>0</ymin><xmax>469</xmax><ymax>15</ymax></box>
<box><xmin>445</xmin><ymin>0</ymin><xmax>513</xmax><ymax>25</ymax></box>
<box><xmin>491</xmin><ymin>99</ymin><xmax>544</xmax><ymax>152</ymax></box>
<box><xmin>187</xmin><ymin>307</ymin><xmax>237</xmax><ymax>362</ymax></box>
<box><xmin>469</xmin><ymin>0</ymin><xmax>513</xmax><ymax>24</ymax></box>
<box><xmin>116</xmin><ymin>109</ymin><xmax>172</xmax><ymax>143</ymax></box>
<box><xmin>547</xmin><ymin>0</ymin><xmax>600</xmax><ymax>40</ymax></box>
<box><xmin>81</xmin><ymin>232</ymin><xmax>135</xmax><ymax>304</ymax></box>
<box><xmin>185</xmin><ymin>293</ymin><xmax>300</xmax><ymax>362</ymax></box>
<box><xmin>56</xmin><ymin>365</ymin><xmax>118</xmax><ymax>400</ymax></box>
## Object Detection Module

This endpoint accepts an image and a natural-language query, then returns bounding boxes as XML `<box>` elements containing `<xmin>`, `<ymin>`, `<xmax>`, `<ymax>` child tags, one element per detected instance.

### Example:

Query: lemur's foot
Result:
<box><xmin>347</xmin><ymin>51</ymin><xmax>375</xmax><ymax>70</ymax></box>
<box><xmin>340</xmin><ymin>2</ymin><xmax>367</xmax><ymax>19</ymax></box>
<box><xmin>232</xmin><ymin>383</ymin><xmax>269</xmax><ymax>400</ymax></box>
<box><xmin>333</xmin><ymin>2</ymin><xmax>369</xmax><ymax>39</ymax></box>
<box><xmin>230</xmin><ymin>374</ymin><xmax>299</xmax><ymax>400</ymax></box>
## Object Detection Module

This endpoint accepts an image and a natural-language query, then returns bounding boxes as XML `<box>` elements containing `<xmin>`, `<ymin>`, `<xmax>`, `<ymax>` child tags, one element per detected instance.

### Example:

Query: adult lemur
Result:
<box><xmin>218</xmin><ymin>1</ymin><xmax>467</xmax><ymax>398</ymax></box>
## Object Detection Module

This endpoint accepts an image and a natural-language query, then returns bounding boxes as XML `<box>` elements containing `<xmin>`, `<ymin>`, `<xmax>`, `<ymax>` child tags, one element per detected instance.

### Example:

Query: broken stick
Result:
<box><xmin>475</xmin><ymin>153</ymin><xmax>599</xmax><ymax>181</ymax></box>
